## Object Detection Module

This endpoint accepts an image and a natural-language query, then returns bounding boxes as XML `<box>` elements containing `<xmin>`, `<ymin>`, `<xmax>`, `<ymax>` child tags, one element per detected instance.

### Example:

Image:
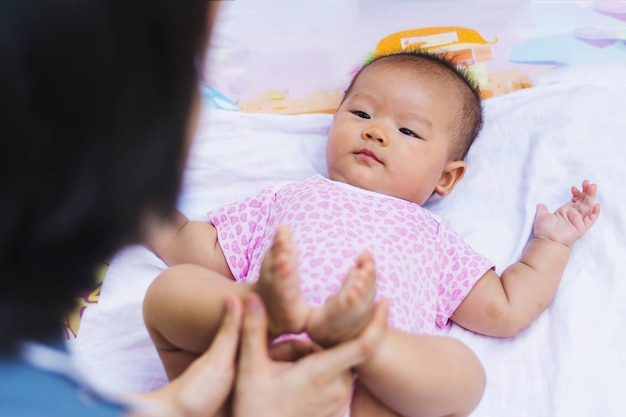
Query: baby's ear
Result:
<box><xmin>435</xmin><ymin>160</ymin><xmax>466</xmax><ymax>197</ymax></box>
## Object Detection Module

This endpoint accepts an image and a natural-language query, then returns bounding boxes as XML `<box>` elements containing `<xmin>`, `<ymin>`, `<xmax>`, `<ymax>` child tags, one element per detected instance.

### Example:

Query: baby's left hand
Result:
<box><xmin>533</xmin><ymin>180</ymin><xmax>601</xmax><ymax>247</ymax></box>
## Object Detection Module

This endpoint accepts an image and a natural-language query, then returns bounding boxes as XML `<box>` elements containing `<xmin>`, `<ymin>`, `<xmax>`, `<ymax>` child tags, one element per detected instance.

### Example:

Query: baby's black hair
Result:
<box><xmin>343</xmin><ymin>50</ymin><xmax>484</xmax><ymax>161</ymax></box>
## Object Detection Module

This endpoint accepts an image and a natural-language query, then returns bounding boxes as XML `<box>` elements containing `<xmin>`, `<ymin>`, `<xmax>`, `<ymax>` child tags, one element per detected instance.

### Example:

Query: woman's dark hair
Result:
<box><xmin>0</xmin><ymin>0</ymin><xmax>208</xmax><ymax>354</ymax></box>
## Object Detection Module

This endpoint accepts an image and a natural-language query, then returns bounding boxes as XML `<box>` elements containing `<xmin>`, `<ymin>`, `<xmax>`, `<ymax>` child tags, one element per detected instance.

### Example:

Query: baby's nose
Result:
<box><xmin>362</xmin><ymin>125</ymin><xmax>389</xmax><ymax>145</ymax></box>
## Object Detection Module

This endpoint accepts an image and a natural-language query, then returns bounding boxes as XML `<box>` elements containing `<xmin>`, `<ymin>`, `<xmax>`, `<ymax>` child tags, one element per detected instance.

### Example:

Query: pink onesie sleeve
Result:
<box><xmin>207</xmin><ymin>187</ymin><xmax>276</xmax><ymax>282</ymax></box>
<box><xmin>435</xmin><ymin>220</ymin><xmax>495</xmax><ymax>328</ymax></box>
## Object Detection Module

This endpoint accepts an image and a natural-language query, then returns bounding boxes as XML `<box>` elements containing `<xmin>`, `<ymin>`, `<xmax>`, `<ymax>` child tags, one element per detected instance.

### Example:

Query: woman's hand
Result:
<box><xmin>135</xmin><ymin>295</ymin><xmax>243</xmax><ymax>417</ymax></box>
<box><xmin>135</xmin><ymin>292</ymin><xmax>387</xmax><ymax>417</ymax></box>
<box><xmin>233</xmin><ymin>294</ymin><xmax>388</xmax><ymax>417</ymax></box>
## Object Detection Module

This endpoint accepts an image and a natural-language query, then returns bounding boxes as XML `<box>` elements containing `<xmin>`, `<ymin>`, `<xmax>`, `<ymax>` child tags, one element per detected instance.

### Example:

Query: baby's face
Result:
<box><xmin>325</xmin><ymin>61</ymin><xmax>462</xmax><ymax>205</ymax></box>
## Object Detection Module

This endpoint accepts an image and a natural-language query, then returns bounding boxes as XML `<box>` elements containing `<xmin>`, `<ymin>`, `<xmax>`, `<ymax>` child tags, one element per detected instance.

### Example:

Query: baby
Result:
<box><xmin>143</xmin><ymin>51</ymin><xmax>600</xmax><ymax>417</ymax></box>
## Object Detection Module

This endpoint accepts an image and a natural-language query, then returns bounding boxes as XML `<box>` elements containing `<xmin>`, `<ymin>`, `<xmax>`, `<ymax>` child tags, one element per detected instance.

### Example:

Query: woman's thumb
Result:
<box><xmin>238</xmin><ymin>293</ymin><xmax>270</xmax><ymax>373</ymax></box>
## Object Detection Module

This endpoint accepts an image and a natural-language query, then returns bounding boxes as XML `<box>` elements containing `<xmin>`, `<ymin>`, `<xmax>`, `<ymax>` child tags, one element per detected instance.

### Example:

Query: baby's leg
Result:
<box><xmin>143</xmin><ymin>264</ymin><xmax>255</xmax><ymax>380</ymax></box>
<box><xmin>307</xmin><ymin>252</ymin><xmax>377</xmax><ymax>347</ymax></box>
<box><xmin>354</xmin><ymin>331</ymin><xmax>485</xmax><ymax>417</ymax></box>
<box><xmin>350</xmin><ymin>380</ymin><xmax>400</xmax><ymax>417</ymax></box>
<box><xmin>255</xmin><ymin>225</ymin><xmax>311</xmax><ymax>339</ymax></box>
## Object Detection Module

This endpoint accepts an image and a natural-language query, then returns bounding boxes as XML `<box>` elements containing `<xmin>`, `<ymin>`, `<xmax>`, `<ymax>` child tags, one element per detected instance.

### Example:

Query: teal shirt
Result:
<box><xmin>0</xmin><ymin>342</ymin><xmax>125</xmax><ymax>417</ymax></box>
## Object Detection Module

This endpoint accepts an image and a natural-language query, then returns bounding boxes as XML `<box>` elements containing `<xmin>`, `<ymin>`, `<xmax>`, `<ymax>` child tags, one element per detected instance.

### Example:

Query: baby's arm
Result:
<box><xmin>144</xmin><ymin>209</ymin><xmax>233</xmax><ymax>279</ymax></box>
<box><xmin>452</xmin><ymin>180</ymin><xmax>600</xmax><ymax>337</ymax></box>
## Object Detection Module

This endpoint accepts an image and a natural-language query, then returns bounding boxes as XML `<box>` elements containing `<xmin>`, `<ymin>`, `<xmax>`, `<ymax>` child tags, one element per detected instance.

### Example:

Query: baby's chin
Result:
<box><xmin>328</xmin><ymin>172</ymin><xmax>368</xmax><ymax>189</ymax></box>
<box><xmin>329</xmin><ymin>173</ymin><xmax>388</xmax><ymax>197</ymax></box>
<box><xmin>330</xmin><ymin>173</ymin><xmax>431</xmax><ymax>206</ymax></box>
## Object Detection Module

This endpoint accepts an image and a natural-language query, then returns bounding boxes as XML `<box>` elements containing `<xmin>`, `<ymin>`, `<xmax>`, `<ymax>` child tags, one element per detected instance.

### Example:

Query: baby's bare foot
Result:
<box><xmin>307</xmin><ymin>252</ymin><xmax>377</xmax><ymax>347</ymax></box>
<box><xmin>256</xmin><ymin>225</ymin><xmax>310</xmax><ymax>339</ymax></box>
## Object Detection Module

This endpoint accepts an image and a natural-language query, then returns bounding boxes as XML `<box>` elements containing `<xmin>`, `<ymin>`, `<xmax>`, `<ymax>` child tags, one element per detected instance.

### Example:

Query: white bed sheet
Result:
<box><xmin>74</xmin><ymin>65</ymin><xmax>626</xmax><ymax>416</ymax></box>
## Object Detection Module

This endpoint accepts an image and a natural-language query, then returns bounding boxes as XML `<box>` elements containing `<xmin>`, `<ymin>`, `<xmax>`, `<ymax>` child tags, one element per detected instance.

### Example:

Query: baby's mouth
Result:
<box><xmin>355</xmin><ymin>148</ymin><xmax>382</xmax><ymax>164</ymax></box>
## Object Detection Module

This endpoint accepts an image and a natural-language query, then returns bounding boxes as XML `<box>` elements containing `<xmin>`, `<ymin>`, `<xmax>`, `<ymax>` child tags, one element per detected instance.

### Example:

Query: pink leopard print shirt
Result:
<box><xmin>209</xmin><ymin>175</ymin><xmax>494</xmax><ymax>334</ymax></box>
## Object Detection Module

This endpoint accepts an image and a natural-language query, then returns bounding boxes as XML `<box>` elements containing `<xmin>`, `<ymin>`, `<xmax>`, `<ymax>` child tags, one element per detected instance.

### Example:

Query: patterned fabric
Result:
<box><xmin>209</xmin><ymin>175</ymin><xmax>494</xmax><ymax>334</ymax></box>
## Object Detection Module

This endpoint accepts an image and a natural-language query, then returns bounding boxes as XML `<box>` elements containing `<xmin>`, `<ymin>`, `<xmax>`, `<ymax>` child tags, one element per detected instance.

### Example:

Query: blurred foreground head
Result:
<box><xmin>0</xmin><ymin>0</ymin><xmax>214</xmax><ymax>354</ymax></box>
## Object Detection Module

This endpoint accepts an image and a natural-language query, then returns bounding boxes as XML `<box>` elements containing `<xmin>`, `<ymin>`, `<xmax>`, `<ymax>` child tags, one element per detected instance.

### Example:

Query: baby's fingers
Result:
<box><xmin>573</xmin><ymin>180</ymin><xmax>597</xmax><ymax>200</ymax></box>
<box><xmin>583</xmin><ymin>180</ymin><xmax>597</xmax><ymax>198</ymax></box>
<box><xmin>572</xmin><ymin>181</ymin><xmax>598</xmax><ymax>212</ymax></box>
<box><xmin>583</xmin><ymin>203</ymin><xmax>601</xmax><ymax>229</ymax></box>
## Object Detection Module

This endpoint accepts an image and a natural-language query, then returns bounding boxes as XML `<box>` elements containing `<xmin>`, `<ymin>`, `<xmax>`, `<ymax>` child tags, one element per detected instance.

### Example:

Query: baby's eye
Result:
<box><xmin>399</xmin><ymin>127</ymin><xmax>417</xmax><ymax>138</ymax></box>
<box><xmin>351</xmin><ymin>110</ymin><xmax>370</xmax><ymax>119</ymax></box>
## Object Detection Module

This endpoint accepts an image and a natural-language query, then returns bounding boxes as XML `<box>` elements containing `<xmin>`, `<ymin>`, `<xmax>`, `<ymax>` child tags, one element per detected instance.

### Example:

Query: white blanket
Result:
<box><xmin>74</xmin><ymin>65</ymin><xmax>626</xmax><ymax>416</ymax></box>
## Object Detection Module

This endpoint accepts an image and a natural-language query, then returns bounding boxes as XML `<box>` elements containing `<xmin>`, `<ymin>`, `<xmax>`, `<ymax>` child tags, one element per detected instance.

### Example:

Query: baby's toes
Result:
<box><xmin>354</xmin><ymin>255</ymin><xmax>377</xmax><ymax>297</ymax></box>
<box><xmin>356</xmin><ymin>272</ymin><xmax>376</xmax><ymax>301</ymax></box>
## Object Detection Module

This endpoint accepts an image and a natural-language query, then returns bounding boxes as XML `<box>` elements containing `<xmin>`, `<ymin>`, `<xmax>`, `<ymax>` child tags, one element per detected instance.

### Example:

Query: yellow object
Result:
<box><xmin>374</xmin><ymin>26</ymin><xmax>495</xmax><ymax>57</ymax></box>
<box><xmin>64</xmin><ymin>264</ymin><xmax>106</xmax><ymax>340</ymax></box>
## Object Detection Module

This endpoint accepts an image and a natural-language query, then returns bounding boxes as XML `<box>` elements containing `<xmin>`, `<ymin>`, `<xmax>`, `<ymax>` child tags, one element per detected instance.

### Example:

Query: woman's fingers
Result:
<box><xmin>269</xmin><ymin>338</ymin><xmax>320</xmax><ymax>362</ymax></box>
<box><xmin>169</xmin><ymin>296</ymin><xmax>243</xmax><ymax>417</ymax></box>
<box><xmin>302</xmin><ymin>298</ymin><xmax>389</xmax><ymax>376</ymax></box>
<box><xmin>238</xmin><ymin>293</ymin><xmax>271</xmax><ymax>373</ymax></box>
<box><xmin>201</xmin><ymin>295</ymin><xmax>243</xmax><ymax>364</ymax></box>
